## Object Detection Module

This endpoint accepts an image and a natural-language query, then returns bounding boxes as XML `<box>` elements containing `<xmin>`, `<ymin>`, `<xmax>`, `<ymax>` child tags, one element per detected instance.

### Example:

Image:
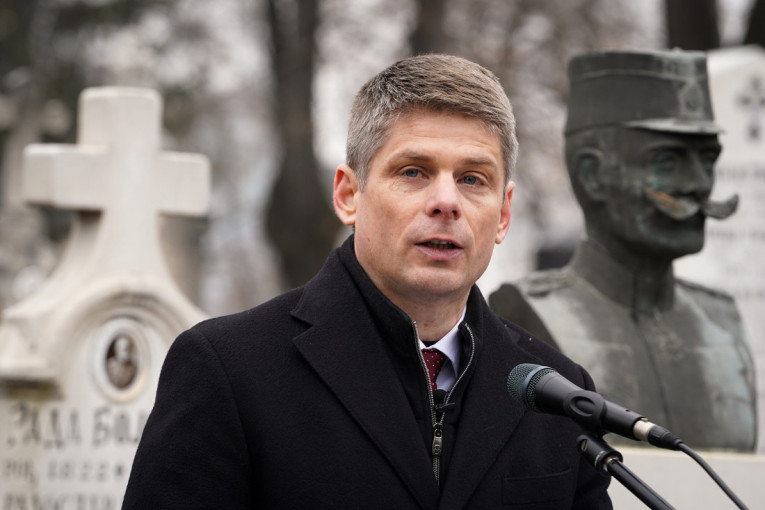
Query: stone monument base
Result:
<box><xmin>608</xmin><ymin>447</ymin><xmax>764</xmax><ymax>509</ymax></box>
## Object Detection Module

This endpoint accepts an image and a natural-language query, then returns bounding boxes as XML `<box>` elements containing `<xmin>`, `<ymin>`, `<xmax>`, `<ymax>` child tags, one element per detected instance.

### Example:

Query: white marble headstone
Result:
<box><xmin>675</xmin><ymin>45</ymin><xmax>765</xmax><ymax>453</ymax></box>
<box><xmin>0</xmin><ymin>87</ymin><xmax>210</xmax><ymax>507</ymax></box>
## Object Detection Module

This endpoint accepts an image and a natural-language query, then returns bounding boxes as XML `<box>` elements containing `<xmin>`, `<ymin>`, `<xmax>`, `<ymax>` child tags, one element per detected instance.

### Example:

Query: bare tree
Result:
<box><xmin>744</xmin><ymin>0</ymin><xmax>765</xmax><ymax>47</ymax></box>
<box><xmin>265</xmin><ymin>0</ymin><xmax>340</xmax><ymax>289</ymax></box>
<box><xmin>665</xmin><ymin>0</ymin><xmax>765</xmax><ymax>50</ymax></box>
<box><xmin>410</xmin><ymin>0</ymin><xmax>450</xmax><ymax>55</ymax></box>
<box><xmin>665</xmin><ymin>0</ymin><xmax>720</xmax><ymax>50</ymax></box>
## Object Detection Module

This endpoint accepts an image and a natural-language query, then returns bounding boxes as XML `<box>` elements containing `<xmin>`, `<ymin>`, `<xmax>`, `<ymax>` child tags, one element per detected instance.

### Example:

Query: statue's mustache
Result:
<box><xmin>643</xmin><ymin>187</ymin><xmax>739</xmax><ymax>221</ymax></box>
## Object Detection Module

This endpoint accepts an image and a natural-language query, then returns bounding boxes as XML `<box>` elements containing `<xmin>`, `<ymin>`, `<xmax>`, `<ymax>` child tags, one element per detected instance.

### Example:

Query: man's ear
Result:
<box><xmin>333</xmin><ymin>164</ymin><xmax>359</xmax><ymax>226</ymax></box>
<box><xmin>495</xmin><ymin>181</ymin><xmax>514</xmax><ymax>244</ymax></box>
<box><xmin>574</xmin><ymin>149</ymin><xmax>606</xmax><ymax>202</ymax></box>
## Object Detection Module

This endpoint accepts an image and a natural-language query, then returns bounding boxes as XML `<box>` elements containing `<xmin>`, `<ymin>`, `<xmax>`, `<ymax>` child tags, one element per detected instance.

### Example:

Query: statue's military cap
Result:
<box><xmin>565</xmin><ymin>49</ymin><xmax>722</xmax><ymax>135</ymax></box>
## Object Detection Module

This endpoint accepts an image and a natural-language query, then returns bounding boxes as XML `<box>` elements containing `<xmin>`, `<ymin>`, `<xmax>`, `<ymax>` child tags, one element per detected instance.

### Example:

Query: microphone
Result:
<box><xmin>507</xmin><ymin>363</ymin><xmax>683</xmax><ymax>450</ymax></box>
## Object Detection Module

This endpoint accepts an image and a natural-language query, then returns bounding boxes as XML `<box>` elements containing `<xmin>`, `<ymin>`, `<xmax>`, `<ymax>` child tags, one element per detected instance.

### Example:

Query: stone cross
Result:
<box><xmin>737</xmin><ymin>75</ymin><xmax>765</xmax><ymax>141</ymax></box>
<box><xmin>25</xmin><ymin>87</ymin><xmax>208</xmax><ymax>282</ymax></box>
<box><xmin>0</xmin><ymin>87</ymin><xmax>210</xmax><ymax>507</ymax></box>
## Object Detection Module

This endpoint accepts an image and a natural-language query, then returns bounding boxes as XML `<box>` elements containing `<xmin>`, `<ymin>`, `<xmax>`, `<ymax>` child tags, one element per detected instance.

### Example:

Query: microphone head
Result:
<box><xmin>507</xmin><ymin>363</ymin><xmax>558</xmax><ymax>411</ymax></box>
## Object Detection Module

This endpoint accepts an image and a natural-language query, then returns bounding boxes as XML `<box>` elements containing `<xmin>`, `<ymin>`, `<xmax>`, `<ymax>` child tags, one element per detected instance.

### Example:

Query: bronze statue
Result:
<box><xmin>490</xmin><ymin>49</ymin><xmax>757</xmax><ymax>451</ymax></box>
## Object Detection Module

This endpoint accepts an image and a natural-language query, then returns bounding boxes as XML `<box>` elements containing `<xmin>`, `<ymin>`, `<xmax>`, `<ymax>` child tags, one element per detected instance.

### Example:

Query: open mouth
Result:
<box><xmin>419</xmin><ymin>239</ymin><xmax>460</xmax><ymax>250</ymax></box>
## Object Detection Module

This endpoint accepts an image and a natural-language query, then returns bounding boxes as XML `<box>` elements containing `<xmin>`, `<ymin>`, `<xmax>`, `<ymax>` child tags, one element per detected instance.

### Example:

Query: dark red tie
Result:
<box><xmin>421</xmin><ymin>348</ymin><xmax>447</xmax><ymax>393</ymax></box>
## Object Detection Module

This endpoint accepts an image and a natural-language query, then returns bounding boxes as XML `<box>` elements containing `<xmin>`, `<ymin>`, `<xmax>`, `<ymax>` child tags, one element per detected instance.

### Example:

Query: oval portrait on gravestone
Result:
<box><xmin>106</xmin><ymin>334</ymin><xmax>138</xmax><ymax>389</ymax></box>
<box><xmin>92</xmin><ymin>316</ymin><xmax>150</xmax><ymax>402</ymax></box>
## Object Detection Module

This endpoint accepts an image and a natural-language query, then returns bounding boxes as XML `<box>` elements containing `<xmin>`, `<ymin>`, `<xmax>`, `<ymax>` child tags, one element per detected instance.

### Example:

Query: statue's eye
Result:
<box><xmin>651</xmin><ymin>151</ymin><xmax>679</xmax><ymax>175</ymax></box>
<box><xmin>700</xmin><ymin>150</ymin><xmax>719</xmax><ymax>172</ymax></box>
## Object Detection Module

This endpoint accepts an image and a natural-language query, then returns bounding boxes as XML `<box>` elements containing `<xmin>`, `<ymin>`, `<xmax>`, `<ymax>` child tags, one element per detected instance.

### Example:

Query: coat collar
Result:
<box><xmin>291</xmin><ymin>237</ymin><xmax>438</xmax><ymax>507</ymax></box>
<box><xmin>290</xmin><ymin>236</ymin><xmax>533</xmax><ymax>509</ymax></box>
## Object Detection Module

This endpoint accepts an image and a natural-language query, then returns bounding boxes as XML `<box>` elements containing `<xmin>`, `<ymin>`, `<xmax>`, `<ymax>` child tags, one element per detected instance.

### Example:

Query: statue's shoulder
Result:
<box><xmin>675</xmin><ymin>278</ymin><xmax>736</xmax><ymax>304</ymax></box>
<box><xmin>675</xmin><ymin>278</ymin><xmax>748</xmax><ymax>340</ymax></box>
<box><xmin>512</xmin><ymin>268</ymin><xmax>573</xmax><ymax>297</ymax></box>
<box><xmin>489</xmin><ymin>270</ymin><xmax>571</xmax><ymax>348</ymax></box>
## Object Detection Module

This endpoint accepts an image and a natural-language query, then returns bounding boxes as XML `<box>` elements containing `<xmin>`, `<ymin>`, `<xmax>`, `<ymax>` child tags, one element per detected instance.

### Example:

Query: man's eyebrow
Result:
<box><xmin>389</xmin><ymin>151</ymin><xmax>432</xmax><ymax>164</ymax></box>
<box><xmin>461</xmin><ymin>156</ymin><xmax>497</xmax><ymax>167</ymax></box>
<box><xmin>389</xmin><ymin>151</ymin><xmax>498</xmax><ymax>167</ymax></box>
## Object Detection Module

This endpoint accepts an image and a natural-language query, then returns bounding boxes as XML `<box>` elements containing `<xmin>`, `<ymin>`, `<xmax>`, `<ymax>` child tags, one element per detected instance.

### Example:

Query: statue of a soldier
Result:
<box><xmin>490</xmin><ymin>49</ymin><xmax>757</xmax><ymax>451</ymax></box>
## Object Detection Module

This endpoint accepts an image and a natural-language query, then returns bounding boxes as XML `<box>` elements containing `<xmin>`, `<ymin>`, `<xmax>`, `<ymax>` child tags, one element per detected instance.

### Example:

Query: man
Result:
<box><xmin>123</xmin><ymin>54</ymin><xmax>612</xmax><ymax>509</ymax></box>
<box><xmin>490</xmin><ymin>49</ymin><xmax>757</xmax><ymax>451</ymax></box>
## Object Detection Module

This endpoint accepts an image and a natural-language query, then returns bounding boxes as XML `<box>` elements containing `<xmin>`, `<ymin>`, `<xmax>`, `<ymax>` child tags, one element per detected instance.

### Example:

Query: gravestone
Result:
<box><xmin>0</xmin><ymin>87</ymin><xmax>210</xmax><ymax>507</ymax></box>
<box><xmin>675</xmin><ymin>45</ymin><xmax>765</xmax><ymax>453</ymax></box>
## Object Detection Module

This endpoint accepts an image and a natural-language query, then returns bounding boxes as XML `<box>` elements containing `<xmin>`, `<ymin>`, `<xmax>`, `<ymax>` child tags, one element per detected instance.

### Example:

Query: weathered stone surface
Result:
<box><xmin>0</xmin><ymin>87</ymin><xmax>210</xmax><ymax>506</ymax></box>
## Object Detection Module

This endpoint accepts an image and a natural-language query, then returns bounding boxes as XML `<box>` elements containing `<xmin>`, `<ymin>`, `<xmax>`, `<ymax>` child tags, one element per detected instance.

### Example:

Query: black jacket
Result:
<box><xmin>123</xmin><ymin>236</ymin><xmax>611</xmax><ymax>509</ymax></box>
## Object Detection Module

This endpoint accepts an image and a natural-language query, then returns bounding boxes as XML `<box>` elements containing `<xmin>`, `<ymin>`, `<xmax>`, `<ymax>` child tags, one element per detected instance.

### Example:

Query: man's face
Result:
<box><xmin>333</xmin><ymin>110</ymin><xmax>513</xmax><ymax>309</ymax></box>
<box><xmin>597</xmin><ymin>128</ymin><xmax>720</xmax><ymax>258</ymax></box>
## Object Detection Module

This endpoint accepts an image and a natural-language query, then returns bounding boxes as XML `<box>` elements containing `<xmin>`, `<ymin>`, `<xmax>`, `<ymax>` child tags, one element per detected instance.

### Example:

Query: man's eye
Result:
<box><xmin>463</xmin><ymin>175</ymin><xmax>479</xmax><ymax>186</ymax></box>
<box><xmin>404</xmin><ymin>168</ymin><xmax>420</xmax><ymax>178</ymax></box>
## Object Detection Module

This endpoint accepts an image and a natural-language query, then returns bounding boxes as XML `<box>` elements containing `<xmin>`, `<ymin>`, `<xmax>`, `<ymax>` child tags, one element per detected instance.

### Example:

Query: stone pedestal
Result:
<box><xmin>608</xmin><ymin>447</ymin><xmax>764</xmax><ymax>509</ymax></box>
<box><xmin>0</xmin><ymin>87</ymin><xmax>210</xmax><ymax>507</ymax></box>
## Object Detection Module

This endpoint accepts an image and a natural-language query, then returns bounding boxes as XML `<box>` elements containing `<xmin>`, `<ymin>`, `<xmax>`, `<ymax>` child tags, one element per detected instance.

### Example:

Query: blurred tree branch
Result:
<box><xmin>265</xmin><ymin>0</ymin><xmax>340</xmax><ymax>288</ymax></box>
<box><xmin>744</xmin><ymin>0</ymin><xmax>765</xmax><ymax>47</ymax></box>
<box><xmin>664</xmin><ymin>0</ymin><xmax>719</xmax><ymax>50</ymax></box>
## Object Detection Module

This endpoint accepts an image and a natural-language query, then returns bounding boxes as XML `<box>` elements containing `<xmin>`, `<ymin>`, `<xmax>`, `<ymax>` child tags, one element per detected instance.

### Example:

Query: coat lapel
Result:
<box><xmin>291</xmin><ymin>267</ymin><xmax>440</xmax><ymax>509</ymax></box>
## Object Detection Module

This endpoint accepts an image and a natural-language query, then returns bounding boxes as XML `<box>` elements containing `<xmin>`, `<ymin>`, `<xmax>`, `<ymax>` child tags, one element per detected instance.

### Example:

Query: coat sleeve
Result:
<box><xmin>122</xmin><ymin>327</ymin><xmax>255</xmax><ymax>508</ymax></box>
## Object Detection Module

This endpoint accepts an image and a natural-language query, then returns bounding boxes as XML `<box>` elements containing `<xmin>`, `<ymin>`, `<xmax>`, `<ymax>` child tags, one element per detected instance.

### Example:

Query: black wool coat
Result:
<box><xmin>123</xmin><ymin>236</ymin><xmax>612</xmax><ymax>509</ymax></box>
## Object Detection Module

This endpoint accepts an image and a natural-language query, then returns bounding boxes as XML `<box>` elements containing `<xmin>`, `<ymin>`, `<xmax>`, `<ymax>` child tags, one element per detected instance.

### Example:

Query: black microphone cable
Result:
<box><xmin>676</xmin><ymin>442</ymin><xmax>748</xmax><ymax>510</ymax></box>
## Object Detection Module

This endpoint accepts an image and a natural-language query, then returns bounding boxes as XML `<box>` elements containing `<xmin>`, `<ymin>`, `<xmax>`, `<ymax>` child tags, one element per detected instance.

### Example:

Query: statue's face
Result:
<box><xmin>595</xmin><ymin>128</ymin><xmax>721</xmax><ymax>259</ymax></box>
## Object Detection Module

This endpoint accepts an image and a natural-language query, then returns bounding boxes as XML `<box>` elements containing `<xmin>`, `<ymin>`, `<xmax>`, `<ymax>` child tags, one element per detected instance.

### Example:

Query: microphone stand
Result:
<box><xmin>577</xmin><ymin>432</ymin><xmax>675</xmax><ymax>510</ymax></box>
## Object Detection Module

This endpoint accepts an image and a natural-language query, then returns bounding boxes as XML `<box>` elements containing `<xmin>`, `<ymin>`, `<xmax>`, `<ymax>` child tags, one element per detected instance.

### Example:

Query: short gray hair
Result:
<box><xmin>346</xmin><ymin>54</ymin><xmax>518</xmax><ymax>188</ymax></box>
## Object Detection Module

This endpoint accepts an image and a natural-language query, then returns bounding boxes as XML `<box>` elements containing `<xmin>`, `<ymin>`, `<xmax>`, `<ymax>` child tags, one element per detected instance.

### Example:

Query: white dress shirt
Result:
<box><xmin>417</xmin><ymin>308</ymin><xmax>466</xmax><ymax>392</ymax></box>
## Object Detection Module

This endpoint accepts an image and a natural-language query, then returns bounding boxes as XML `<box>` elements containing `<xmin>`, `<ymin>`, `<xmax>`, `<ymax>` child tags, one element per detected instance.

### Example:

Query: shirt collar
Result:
<box><xmin>418</xmin><ymin>307</ymin><xmax>466</xmax><ymax>375</ymax></box>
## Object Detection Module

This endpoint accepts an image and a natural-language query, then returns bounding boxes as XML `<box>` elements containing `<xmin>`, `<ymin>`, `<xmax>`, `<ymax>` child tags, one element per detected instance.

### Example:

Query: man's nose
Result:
<box><xmin>426</xmin><ymin>174</ymin><xmax>462</xmax><ymax>220</ymax></box>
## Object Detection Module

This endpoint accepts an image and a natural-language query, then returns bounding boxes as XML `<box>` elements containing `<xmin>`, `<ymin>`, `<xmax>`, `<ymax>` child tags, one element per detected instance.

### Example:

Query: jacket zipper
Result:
<box><xmin>413</xmin><ymin>321</ymin><xmax>477</xmax><ymax>485</ymax></box>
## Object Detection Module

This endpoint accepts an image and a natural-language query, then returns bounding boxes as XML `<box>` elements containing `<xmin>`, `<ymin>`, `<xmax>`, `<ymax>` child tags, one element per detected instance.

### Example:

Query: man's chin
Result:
<box><xmin>408</xmin><ymin>272</ymin><xmax>470</xmax><ymax>300</ymax></box>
